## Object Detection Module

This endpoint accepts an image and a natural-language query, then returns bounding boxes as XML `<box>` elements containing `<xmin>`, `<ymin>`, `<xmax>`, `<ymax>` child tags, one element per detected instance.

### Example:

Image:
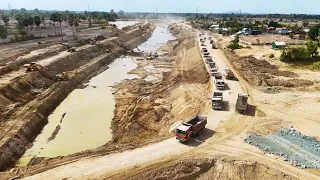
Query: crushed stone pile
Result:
<box><xmin>245</xmin><ymin>127</ymin><xmax>320</xmax><ymax>169</ymax></box>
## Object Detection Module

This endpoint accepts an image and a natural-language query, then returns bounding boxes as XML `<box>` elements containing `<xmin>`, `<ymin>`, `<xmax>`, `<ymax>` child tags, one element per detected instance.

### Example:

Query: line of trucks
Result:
<box><xmin>175</xmin><ymin>34</ymin><xmax>249</xmax><ymax>143</ymax></box>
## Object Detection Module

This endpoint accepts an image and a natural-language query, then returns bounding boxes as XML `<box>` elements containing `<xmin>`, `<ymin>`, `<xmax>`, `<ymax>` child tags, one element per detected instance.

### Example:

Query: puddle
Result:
<box><xmin>18</xmin><ymin>23</ymin><xmax>176</xmax><ymax>166</ymax></box>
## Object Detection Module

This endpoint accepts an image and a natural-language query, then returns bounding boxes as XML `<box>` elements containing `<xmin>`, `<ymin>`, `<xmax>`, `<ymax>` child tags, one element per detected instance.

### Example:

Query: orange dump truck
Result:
<box><xmin>176</xmin><ymin>115</ymin><xmax>207</xmax><ymax>142</ymax></box>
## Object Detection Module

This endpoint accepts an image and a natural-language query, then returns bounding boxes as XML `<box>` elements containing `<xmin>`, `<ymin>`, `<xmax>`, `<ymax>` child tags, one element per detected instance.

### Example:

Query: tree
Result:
<box><xmin>1</xmin><ymin>14</ymin><xmax>10</xmax><ymax>28</ymax></box>
<box><xmin>55</xmin><ymin>12</ymin><xmax>64</xmax><ymax>41</ymax></box>
<box><xmin>34</xmin><ymin>15</ymin><xmax>41</xmax><ymax>37</ymax></box>
<box><xmin>233</xmin><ymin>34</ymin><xmax>239</xmax><ymax>44</ymax></box>
<box><xmin>306</xmin><ymin>41</ymin><xmax>318</xmax><ymax>57</ymax></box>
<box><xmin>50</xmin><ymin>13</ymin><xmax>57</xmax><ymax>35</ymax></box>
<box><xmin>15</xmin><ymin>14</ymin><xmax>23</xmax><ymax>26</ymax></box>
<box><xmin>308</xmin><ymin>24</ymin><xmax>320</xmax><ymax>41</ymax></box>
<box><xmin>0</xmin><ymin>25</ymin><xmax>8</xmax><ymax>42</ymax></box>
<box><xmin>268</xmin><ymin>21</ymin><xmax>280</xmax><ymax>28</ymax></box>
<box><xmin>119</xmin><ymin>10</ymin><xmax>124</xmax><ymax>16</ymax></box>
<box><xmin>289</xmin><ymin>34</ymin><xmax>294</xmax><ymax>39</ymax></box>
<box><xmin>303</xmin><ymin>20</ymin><xmax>309</xmax><ymax>27</ymax></box>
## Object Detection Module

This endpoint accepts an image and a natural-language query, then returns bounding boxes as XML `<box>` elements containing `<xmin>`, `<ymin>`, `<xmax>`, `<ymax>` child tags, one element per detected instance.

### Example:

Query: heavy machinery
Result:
<box><xmin>224</xmin><ymin>68</ymin><xmax>235</xmax><ymax>80</ymax></box>
<box><xmin>90</xmin><ymin>38</ymin><xmax>99</xmax><ymax>45</ymax></box>
<box><xmin>56</xmin><ymin>72</ymin><xmax>69</xmax><ymax>81</ymax></box>
<box><xmin>212</xmin><ymin>92</ymin><xmax>223</xmax><ymax>110</ymax></box>
<box><xmin>23</xmin><ymin>62</ymin><xmax>41</xmax><ymax>72</ymax></box>
<box><xmin>67</xmin><ymin>47</ymin><xmax>76</xmax><ymax>52</ymax></box>
<box><xmin>176</xmin><ymin>115</ymin><xmax>207</xmax><ymax>142</ymax></box>
<box><xmin>236</xmin><ymin>94</ymin><xmax>249</xmax><ymax>113</ymax></box>
<box><xmin>215</xmin><ymin>79</ymin><xmax>225</xmax><ymax>90</ymax></box>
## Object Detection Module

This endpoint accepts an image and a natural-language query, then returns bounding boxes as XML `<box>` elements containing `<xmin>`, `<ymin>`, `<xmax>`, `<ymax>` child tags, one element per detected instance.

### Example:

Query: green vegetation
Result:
<box><xmin>280</xmin><ymin>41</ymin><xmax>319</xmax><ymax>62</ymax></box>
<box><xmin>0</xmin><ymin>25</ymin><xmax>8</xmax><ymax>42</ymax></box>
<box><xmin>0</xmin><ymin>8</ymin><xmax>127</xmax><ymax>43</ymax></box>
<box><xmin>310</xmin><ymin>61</ymin><xmax>320</xmax><ymax>70</ymax></box>
<box><xmin>308</xmin><ymin>24</ymin><xmax>320</xmax><ymax>41</ymax></box>
<box><xmin>269</xmin><ymin>54</ymin><xmax>275</xmax><ymax>58</ymax></box>
<box><xmin>228</xmin><ymin>34</ymin><xmax>243</xmax><ymax>50</ymax></box>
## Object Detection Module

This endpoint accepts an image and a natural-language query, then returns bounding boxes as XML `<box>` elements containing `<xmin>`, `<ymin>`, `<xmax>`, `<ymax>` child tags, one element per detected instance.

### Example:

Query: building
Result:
<box><xmin>272</xmin><ymin>41</ymin><xmax>286</xmax><ymax>49</ymax></box>
<box><xmin>277</xmin><ymin>28</ymin><xmax>289</xmax><ymax>35</ymax></box>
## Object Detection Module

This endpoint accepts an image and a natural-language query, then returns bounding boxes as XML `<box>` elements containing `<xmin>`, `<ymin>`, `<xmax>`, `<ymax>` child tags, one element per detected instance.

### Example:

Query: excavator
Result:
<box><xmin>56</xmin><ymin>72</ymin><xmax>69</xmax><ymax>81</ymax></box>
<box><xmin>23</xmin><ymin>62</ymin><xmax>42</xmax><ymax>72</ymax></box>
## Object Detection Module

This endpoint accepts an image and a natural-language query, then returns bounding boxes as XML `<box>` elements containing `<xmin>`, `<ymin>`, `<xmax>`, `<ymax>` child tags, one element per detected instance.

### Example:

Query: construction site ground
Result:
<box><xmin>1</xmin><ymin>22</ymin><xmax>320</xmax><ymax>180</ymax></box>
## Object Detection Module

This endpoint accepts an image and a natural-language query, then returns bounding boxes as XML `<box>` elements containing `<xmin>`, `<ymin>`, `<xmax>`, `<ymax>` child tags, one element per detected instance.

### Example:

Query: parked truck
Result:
<box><xmin>236</xmin><ymin>94</ymin><xmax>249</xmax><ymax>113</ymax></box>
<box><xmin>212</xmin><ymin>92</ymin><xmax>223</xmax><ymax>110</ymax></box>
<box><xmin>176</xmin><ymin>115</ymin><xmax>207</xmax><ymax>142</ymax></box>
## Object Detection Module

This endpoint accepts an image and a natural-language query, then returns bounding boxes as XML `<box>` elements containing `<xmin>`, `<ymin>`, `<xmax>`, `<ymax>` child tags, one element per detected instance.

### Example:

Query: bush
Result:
<box><xmin>310</xmin><ymin>61</ymin><xmax>320</xmax><ymax>70</ymax></box>
<box><xmin>228</xmin><ymin>43</ymin><xmax>243</xmax><ymax>50</ymax></box>
<box><xmin>280</xmin><ymin>46</ymin><xmax>311</xmax><ymax>62</ymax></box>
<box><xmin>18</xmin><ymin>28</ymin><xmax>27</xmax><ymax>36</ymax></box>
<box><xmin>101</xmin><ymin>26</ymin><xmax>106</xmax><ymax>29</ymax></box>
<box><xmin>269</xmin><ymin>54</ymin><xmax>275</xmax><ymax>58</ymax></box>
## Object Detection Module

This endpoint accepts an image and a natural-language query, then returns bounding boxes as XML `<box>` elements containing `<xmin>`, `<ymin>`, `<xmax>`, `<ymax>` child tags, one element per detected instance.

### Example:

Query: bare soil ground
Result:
<box><xmin>0</xmin><ymin>21</ymin><xmax>154</xmax><ymax>173</ymax></box>
<box><xmin>2</xmin><ymin>22</ymin><xmax>320</xmax><ymax>180</ymax></box>
<box><xmin>240</xmin><ymin>34</ymin><xmax>305</xmax><ymax>45</ymax></box>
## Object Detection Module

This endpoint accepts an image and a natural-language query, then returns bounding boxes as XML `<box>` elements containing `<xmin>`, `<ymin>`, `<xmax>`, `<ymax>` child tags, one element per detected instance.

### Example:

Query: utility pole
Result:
<box><xmin>156</xmin><ymin>6</ymin><xmax>158</xmax><ymax>14</ymax></box>
<box><xmin>8</xmin><ymin>3</ymin><xmax>11</xmax><ymax>10</ymax></box>
<box><xmin>197</xmin><ymin>7</ymin><xmax>199</xmax><ymax>14</ymax></box>
<box><xmin>88</xmin><ymin>5</ymin><xmax>90</xmax><ymax>12</ymax></box>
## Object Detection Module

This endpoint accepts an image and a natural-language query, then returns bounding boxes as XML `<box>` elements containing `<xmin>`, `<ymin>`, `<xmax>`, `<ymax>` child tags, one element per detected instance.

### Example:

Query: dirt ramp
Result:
<box><xmin>110</xmin><ymin>157</ymin><xmax>296</xmax><ymax>180</ymax></box>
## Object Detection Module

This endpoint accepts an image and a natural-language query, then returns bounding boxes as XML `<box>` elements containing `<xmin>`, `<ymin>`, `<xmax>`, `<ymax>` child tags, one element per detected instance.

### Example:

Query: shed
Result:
<box><xmin>272</xmin><ymin>42</ymin><xmax>286</xmax><ymax>49</ymax></box>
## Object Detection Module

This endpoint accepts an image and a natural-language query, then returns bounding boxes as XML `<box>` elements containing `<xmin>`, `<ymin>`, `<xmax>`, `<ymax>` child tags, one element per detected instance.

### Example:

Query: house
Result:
<box><xmin>272</xmin><ymin>42</ymin><xmax>286</xmax><ymax>49</ymax></box>
<box><xmin>277</xmin><ymin>28</ymin><xmax>289</xmax><ymax>35</ymax></box>
<box><xmin>251</xmin><ymin>30</ymin><xmax>260</xmax><ymax>35</ymax></box>
<box><xmin>210</xmin><ymin>24</ymin><xmax>219</xmax><ymax>28</ymax></box>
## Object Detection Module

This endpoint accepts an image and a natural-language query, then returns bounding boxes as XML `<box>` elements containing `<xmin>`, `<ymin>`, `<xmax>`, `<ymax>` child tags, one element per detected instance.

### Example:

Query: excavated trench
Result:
<box><xmin>0</xmin><ymin>21</ymin><xmax>155</xmax><ymax>171</ymax></box>
<box><xmin>16</xmin><ymin>23</ymin><xmax>176</xmax><ymax>166</ymax></box>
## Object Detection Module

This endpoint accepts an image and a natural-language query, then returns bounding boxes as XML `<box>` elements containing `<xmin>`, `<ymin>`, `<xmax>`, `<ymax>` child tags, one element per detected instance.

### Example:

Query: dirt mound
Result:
<box><xmin>111</xmin><ymin>157</ymin><xmax>296</xmax><ymax>180</ymax></box>
<box><xmin>112</xmin><ymin>30</ymin><xmax>210</xmax><ymax>144</ymax></box>
<box><xmin>222</xmin><ymin>49</ymin><xmax>314</xmax><ymax>89</ymax></box>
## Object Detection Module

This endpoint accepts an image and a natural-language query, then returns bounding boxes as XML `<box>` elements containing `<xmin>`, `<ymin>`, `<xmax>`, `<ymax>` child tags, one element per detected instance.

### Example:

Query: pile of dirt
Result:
<box><xmin>110</xmin><ymin>156</ymin><xmax>296</xmax><ymax>180</ymax></box>
<box><xmin>111</xmin><ymin>28</ymin><xmax>210</xmax><ymax>144</ymax></box>
<box><xmin>222</xmin><ymin>49</ymin><xmax>314</xmax><ymax>88</ymax></box>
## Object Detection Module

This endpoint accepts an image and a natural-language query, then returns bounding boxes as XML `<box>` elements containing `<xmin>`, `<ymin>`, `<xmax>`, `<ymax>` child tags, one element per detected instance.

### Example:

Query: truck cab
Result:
<box><xmin>212</xmin><ymin>92</ymin><xmax>223</xmax><ymax>110</ymax></box>
<box><xmin>176</xmin><ymin>125</ymin><xmax>192</xmax><ymax>142</ymax></box>
<box><xmin>210</xmin><ymin>67</ymin><xmax>218</xmax><ymax>76</ymax></box>
<box><xmin>236</xmin><ymin>94</ymin><xmax>249</xmax><ymax>113</ymax></box>
<box><xmin>176</xmin><ymin>115</ymin><xmax>207</xmax><ymax>142</ymax></box>
<box><xmin>215</xmin><ymin>79</ymin><xmax>225</xmax><ymax>90</ymax></box>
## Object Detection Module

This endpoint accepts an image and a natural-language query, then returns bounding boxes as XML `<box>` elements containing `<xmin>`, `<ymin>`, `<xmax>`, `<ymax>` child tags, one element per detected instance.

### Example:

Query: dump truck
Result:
<box><xmin>212</xmin><ymin>92</ymin><xmax>223</xmax><ymax>110</ymax></box>
<box><xmin>236</xmin><ymin>94</ymin><xmax>249</xmax><ymax>113</ymax></box>
<box><xmin>176</xmin><ymin>115</ymin><xmax>207</xmax><ymax>142</ymax></box>
<box><xmin>215</xmin><ymin>79</ymin><xmax>225</xmax><ymax>90</ymax></box>
<box><xmin>224</xmin><ymin>68</ymin><xmax>235</xmax><ymax>80</ymax></box>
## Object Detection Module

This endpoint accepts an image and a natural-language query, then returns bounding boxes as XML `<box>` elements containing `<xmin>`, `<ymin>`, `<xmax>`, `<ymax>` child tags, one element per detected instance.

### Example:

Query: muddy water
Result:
<box><xmin>18</xmin><ymin>22</ymin><xmax>175</xmax><ymax>166</ymax></box>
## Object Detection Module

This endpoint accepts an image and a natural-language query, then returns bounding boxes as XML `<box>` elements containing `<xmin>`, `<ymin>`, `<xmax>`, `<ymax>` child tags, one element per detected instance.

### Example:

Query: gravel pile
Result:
<box><xmin>245</xmin><ymin>127</ymin><xmax>320</xmax><ymax>169</ymax></box>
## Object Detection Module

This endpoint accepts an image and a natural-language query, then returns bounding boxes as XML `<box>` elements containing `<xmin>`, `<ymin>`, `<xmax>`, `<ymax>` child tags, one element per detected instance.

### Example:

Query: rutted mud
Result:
<box><xmin>109</xmin><ymin>156</ymin><xmax>297</xmax><ymax>180</ymax></box>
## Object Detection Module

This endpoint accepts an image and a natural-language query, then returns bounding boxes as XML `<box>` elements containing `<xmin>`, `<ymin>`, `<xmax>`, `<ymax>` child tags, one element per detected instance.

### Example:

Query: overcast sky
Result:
<box><xmin>1</xmin><ymin>0</ymin><xmax>318</xmax><ymax>14</ymax></box>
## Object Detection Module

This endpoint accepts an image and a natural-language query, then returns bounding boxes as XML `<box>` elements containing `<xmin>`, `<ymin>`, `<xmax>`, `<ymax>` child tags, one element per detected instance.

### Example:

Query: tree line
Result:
<box><xmin>0</xmin><ymin>8</ymin><xmax>124</xmax><ymax>42</ymax></box>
